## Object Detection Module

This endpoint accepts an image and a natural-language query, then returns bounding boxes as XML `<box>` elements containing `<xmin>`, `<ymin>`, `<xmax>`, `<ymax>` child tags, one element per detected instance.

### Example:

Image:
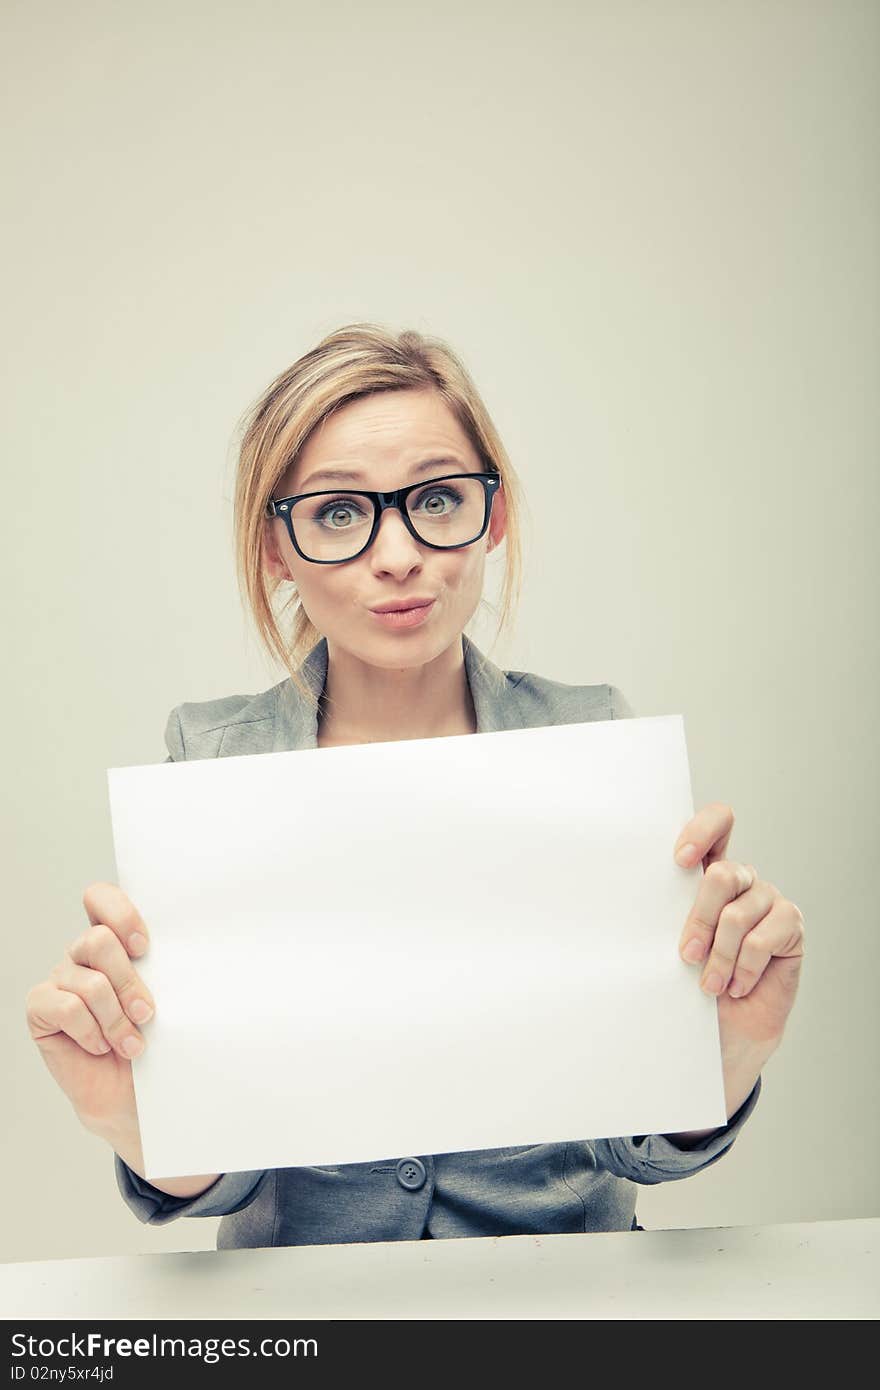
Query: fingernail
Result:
<box><xmin>121</xmin><ymin>1036</ymin><xmax>144</xmax><ymax>1058</ymax></box>
<box><xmin>676</xmin><ymin>844</ymin><xmax>698</xmax><ymax>866</ymax></box>
<box><xmin>728</xmin><ymin>980</ymin><xmax>747</xmax><ymax>998</ymax></box>
<box><xmin>683</xmin><ymin>938</ymin><xmax>705</xmax><ymax>964</ymax></box>
<box><xmin>702</xmin><ymin>971</ymin><xmax>724</xmax><ymax>995</ymax></box>
<box><xmin>129</xmin><ymin>933</ymin><xmax>147</xmax><ymax>956</ymax></box>
<box><xmin>129</xmin><ymin>999</ymin><xmax>153</xmax><ymax>1024</ymax></box>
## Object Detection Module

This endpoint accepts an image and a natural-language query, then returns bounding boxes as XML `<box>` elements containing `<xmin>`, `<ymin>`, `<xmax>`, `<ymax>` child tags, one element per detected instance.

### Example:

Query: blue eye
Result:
<box><xmin>411</xmin><ymin>484</ymin><xmax>464</xmax><ymax>515</ymax></box>
<box><xmin>314</xmin><ymin>497</ymin><xmax>370</xmax><ymax>529</ymax></box>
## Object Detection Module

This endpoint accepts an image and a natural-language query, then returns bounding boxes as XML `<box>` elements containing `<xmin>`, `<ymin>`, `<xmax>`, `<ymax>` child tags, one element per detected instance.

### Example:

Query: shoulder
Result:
<box><xmin>502</xmin><ymin>665</ymin><xmax>636</xmax><ymax>728</ymax></box>
<box><xmin>164</xmin><ymin>683</ymin><xmax>283</xmax><ymax>762</ymax></box>
<box><xmin>465</xmin><ymin>635</ymin><xmax>635</xmax><ymax>731</ymax></box>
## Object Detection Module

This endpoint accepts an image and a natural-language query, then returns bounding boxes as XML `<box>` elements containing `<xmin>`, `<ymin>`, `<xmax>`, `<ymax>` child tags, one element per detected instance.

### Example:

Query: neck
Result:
<box><xmin>317</xmin><ymin>637</ymin><xmax>477</xmax><ymax>746</ymax></box>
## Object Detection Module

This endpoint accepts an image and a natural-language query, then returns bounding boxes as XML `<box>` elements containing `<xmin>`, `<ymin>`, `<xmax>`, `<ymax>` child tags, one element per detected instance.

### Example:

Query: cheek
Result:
<box><xmin>294</xmin><ymin>566</ymin><xmax>340</xmax><ymax>603</ymax></box>
<box><xmin>290</xmin><ymin>563</ymin><xmax>361</xmax><ymax>623</ymax></box>
<box><xmin>283</xmin><ymin>556</ymin><xmax>321</xmax><ymax>607</ymax></box>
<box><xmin>444</xmin><ymin>548</ymin><xmax>486</xmax><ymax>592</ymax></box>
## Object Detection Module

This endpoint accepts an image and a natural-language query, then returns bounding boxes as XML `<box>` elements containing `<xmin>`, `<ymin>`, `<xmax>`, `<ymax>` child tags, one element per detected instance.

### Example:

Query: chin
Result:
<box><xmin>347</xmin><ymin>626</ymin><xmax>458</xmax><ymax>670</ymax></box>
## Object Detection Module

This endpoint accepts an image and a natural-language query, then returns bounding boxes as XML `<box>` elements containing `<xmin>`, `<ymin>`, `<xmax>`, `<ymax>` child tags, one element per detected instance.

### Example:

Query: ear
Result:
<box><xmin>486</xmin><ymin>481</ymin><xmax>508</xmax><ymax>553</ymax></box>
<box><xmin>262</xmin><ymin>517</ymin><xmax>293</xmax><ymax>582</ymax></box>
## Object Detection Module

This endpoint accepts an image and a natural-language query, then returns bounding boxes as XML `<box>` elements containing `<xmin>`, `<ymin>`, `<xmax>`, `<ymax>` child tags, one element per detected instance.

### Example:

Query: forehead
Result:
<box><xmin>284</xmin><ymin>389</ymin><xmax>477</xmax><ymax>491</ymax></box>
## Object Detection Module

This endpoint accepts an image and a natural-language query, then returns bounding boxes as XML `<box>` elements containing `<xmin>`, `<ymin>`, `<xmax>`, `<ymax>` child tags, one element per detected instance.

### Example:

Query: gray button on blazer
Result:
<box><xmin>115</xmin><ymin>633</ymin><xmax>762</xmax><ymax>1247</ymax></box>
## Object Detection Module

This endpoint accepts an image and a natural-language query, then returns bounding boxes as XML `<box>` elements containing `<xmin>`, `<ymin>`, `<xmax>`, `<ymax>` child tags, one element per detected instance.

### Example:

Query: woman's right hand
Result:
<box><xmin>27</xmin><ymin>886</ymin><xmax>222</xmax><ymax>1200</ymax></box>
<box><xmin>25</xmin><ymin>883</ymin><xmax>155</xmax><ymax>1150</ymax></box>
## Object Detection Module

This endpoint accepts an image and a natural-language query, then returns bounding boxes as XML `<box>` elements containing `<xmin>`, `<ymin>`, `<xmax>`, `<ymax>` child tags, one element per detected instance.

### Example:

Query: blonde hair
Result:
<box><xmin>233</xmin><ymin>322</ymin><xmax>525</xmax><ymax>706</ymax></box>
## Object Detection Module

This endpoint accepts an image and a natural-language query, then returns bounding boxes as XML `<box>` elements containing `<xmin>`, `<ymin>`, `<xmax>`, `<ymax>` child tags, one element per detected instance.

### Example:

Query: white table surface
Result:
<box><xmin>2</xmin><ymin>1218</ymin><xmax>876</xmax><ymax>1321</ymax></box>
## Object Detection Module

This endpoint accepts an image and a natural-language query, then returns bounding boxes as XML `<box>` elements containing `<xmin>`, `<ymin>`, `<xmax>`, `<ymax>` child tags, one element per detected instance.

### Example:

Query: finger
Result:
<box><xmin>698</xmin><ymin>873</ymin><xmax>778</xmax><ymax>995</ymax></box>
<box><xmin>728</xmin><ymin>900</ymin><xmax>806</xmax><ymax>998</ymax></box>
<box><xmin>82</xmin><ymin>882</ymin><xmax>150</xmax><ymax>958</ymax></box>
<box><xmin>674</xmin><ymin>803</ymin><xmax>735</xmax><ymax>868</ymax></box>
<box><xmin>67</xmin><ymin>924</ymin><xmax>156</xmax><ymax>1035</ymax></box>
<box><xmin>51</xmin><ymin>954</ymin><xmax>151</xmax><ymax>1057</ymax></box>
<box><xmin>25</xmin><ymin>980</ymin><xmax>114</xmax><ymax>1057</ymax></box>
<box><xmin>679</xmin><ymin>859</ymin><xmax>758</xmax><ymax>968</ymax></box>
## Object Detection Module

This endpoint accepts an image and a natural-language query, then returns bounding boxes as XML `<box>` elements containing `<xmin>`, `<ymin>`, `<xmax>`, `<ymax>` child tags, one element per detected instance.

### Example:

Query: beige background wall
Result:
<box><xmin>4</xmin><ymin>0</ymin><xmax>877</xmax><ymax>1264</ymax></box>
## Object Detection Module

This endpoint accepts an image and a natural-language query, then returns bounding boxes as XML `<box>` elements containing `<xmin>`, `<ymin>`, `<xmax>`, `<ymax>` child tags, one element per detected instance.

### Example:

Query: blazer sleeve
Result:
<box><xmin>114</xmin><ymin>1157</ymin><xmax>270</xmax><ymax>1225</ymax></box>
<box><xmin>114</xmin><ymin>703</ymin><xmax>271</xmax><ymax>1226</ymax></box>
<box><xmin>592</xmin><ymin>1076</ymin><xmax>762</xmax><ymax>1185</ymax></box>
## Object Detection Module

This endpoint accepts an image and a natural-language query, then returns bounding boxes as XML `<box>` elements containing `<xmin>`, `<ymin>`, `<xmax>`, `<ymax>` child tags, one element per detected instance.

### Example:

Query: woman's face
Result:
<box><xmin>262</xmin><ymin>388</ymin><xmax>507</xmax><ymax>671</ymax></box>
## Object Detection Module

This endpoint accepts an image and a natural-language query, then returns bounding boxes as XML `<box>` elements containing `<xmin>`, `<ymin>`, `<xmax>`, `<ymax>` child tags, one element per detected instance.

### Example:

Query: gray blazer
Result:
<box><xmin>116</xmin><ymin>633</ymin><xmax>761</xmax><ymax>1247</ymax></box>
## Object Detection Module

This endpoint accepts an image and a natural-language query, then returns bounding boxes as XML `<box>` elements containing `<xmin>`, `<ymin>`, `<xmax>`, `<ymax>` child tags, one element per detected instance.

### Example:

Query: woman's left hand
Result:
<box><xmin>674</xmin><ymin>804</ymin><xmax>805</xmax><ymax>1051</ymax></box>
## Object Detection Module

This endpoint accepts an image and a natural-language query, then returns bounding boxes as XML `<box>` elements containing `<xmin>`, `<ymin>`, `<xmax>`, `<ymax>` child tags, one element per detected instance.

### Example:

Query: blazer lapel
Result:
<box><xmin>462</xmin><ymin>633</ymin><xmax>524</xmax><ymax>734</ymax></box>
<box><xmin>272</xmin><ymin>633</ymin><xmax>520</xmax><ymax>752</ymax></box>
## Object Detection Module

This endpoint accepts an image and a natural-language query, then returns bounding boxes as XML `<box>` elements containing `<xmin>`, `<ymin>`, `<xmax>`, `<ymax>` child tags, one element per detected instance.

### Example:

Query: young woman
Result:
<box><xmin>26</xmin><ymin>323</ymin><xmax>804</xmax><ymax>1247</ymax></box>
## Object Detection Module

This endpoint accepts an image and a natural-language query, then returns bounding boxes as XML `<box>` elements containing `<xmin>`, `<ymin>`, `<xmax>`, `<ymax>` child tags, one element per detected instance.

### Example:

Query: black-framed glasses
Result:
<box><xmin>266</xmin><ymin>471</ymin><xmax>502</xmax><ymax>564</ymax></box>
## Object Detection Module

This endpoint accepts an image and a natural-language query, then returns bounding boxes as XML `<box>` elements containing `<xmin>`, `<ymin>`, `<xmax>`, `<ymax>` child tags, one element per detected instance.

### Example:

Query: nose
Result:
<box><xmin>368</xmin><ymin>503</ymin><xmax>423</xmax><ymax>569</ymax></box>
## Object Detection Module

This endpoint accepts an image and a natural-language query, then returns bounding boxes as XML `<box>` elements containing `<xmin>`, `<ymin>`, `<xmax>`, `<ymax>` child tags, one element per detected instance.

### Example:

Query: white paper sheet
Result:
<box><xmin>107</xmin><ymin>716</ymin><xmax>726</xmax><ymax>1179</ymax></box>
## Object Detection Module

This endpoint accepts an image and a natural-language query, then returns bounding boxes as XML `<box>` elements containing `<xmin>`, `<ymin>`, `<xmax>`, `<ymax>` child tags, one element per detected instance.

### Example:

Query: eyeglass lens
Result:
<box><xmin>288</xmin><ymin>477</ymin><xmax>488</xmax><ymax>561</ymax></box>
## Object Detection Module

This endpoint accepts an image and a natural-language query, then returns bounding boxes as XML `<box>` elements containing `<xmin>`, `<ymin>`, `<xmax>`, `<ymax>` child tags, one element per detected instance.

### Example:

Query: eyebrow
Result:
<box><xmin>298</xmin><ymin>456</ymin><xmax>468</xmax><ymax>491</ymax></box>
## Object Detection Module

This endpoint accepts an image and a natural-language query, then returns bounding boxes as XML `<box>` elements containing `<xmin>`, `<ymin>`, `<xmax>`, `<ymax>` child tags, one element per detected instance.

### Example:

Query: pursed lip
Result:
<box><xmin>368</xmin><ymin>597</ymin><xmax>436</xmax><ymax>613</ymax></box>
